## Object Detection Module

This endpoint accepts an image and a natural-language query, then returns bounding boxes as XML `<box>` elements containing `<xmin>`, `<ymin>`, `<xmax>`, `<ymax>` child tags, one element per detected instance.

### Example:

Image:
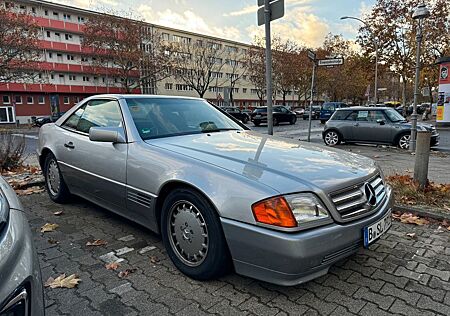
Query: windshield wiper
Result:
<box><xmin>201</xmin><ymin>128</ymin><xmax>240</xmax><ymax>133</ymax></box>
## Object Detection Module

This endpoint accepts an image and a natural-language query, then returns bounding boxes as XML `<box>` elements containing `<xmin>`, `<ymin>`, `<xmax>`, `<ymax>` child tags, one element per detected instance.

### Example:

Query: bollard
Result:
<box><xmin>413</xmin><ymin>130</ymin><xmax>431</xmax><ymax>188</ymax></box>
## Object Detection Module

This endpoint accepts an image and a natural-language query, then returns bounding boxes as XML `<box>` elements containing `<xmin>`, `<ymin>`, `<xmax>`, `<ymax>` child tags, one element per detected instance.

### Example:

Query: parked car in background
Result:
<box><xmin>395</xmin><ymin>105</ymin><xmax>413</xmax><ymax>116</ymax></box>
<box><xmin>302</xmin><ymin>105</ymin><xmax>321</xmax><ymax>120</ymax></box>
<box><xmin>292</xmin><ymin>107</ymin><xmax>305</xmax><ymax>117</ymax></box>
<box><xmin>223</xmin><ymin>107</ymin><xmax>250</xmax><ymax>124</ymax></box>
<box><xmin>34</xmin><ymin>112</ymin><xmax>66</xmax><ymax>127</ymax></box>
<box><xmin>322</xmin><ymin>107</ymin><xmax>439</xmax><ymax>149</ymax></box>
<box><xmin>38</xmin><ymin>95</ymin><xmax>392</xmax><ymax>286</ymax></box>
<box><xmin>0</xmin><ymin>176</ymin><xmax>44</xmax><ymax>315</ymax></box>
<box><xmin>251</xmin><ymin>106</ymin><xmax>297</xmax><ymax>126</ymax></box>
<box><xmin>319</xmin><ymin>102</ymin><xmax>348</xmax><ymax>124</ymax></box>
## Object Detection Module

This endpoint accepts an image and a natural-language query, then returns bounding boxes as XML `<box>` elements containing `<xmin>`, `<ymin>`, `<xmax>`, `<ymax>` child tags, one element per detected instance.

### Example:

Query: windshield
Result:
<box><xmin>254</xmin><ymin>108</ymin><xmax>267</xmax><ymax>113</ymax></box>
<box><xmin>385</xmin><ymin>108</ymin><xmax>406</xmax><ymax>122</ymax></box>
<box><xmin>126</xmin><ymin>98</ymin><xmax>242</xmax><ymax>140</ymax></box>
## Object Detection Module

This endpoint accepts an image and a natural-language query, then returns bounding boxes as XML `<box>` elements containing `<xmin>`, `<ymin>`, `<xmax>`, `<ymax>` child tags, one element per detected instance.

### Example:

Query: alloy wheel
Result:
<box><xmin>399</xmin><ymin>134</ymin><xmax>410</xmax><ymax>149</ymax></box>
<box><xmin>167</xmin><ymin>201</ymin><xmax>209</xmax><ymax>267</ymax></box>
<box><xmin>324</xmin><ymin>131</ymin><xmax>339</xmax><ymax>146</ymax></box>
<box><xmin>46</xmin><ymin>159</ymin><xmax>60</xmax><ymax>196</ymax></box>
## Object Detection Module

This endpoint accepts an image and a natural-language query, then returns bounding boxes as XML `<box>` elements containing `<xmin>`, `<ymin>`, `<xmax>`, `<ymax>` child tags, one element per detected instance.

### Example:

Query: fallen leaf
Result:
<box><xmin>48</xmin><ymin>238</ymin><xmax>59</xmax><ymax>244</ymax></box>
<box><xmin>44</xmin><ymin>274</ymin><xmax>81</xmax><ymax>289</ymax></box>
<box><xmin>406</xmin><ymin>233</ymin><xmax>416</xmax><ymax>239</ymax></box>
<box><xmin>399</xmin><ymin>213</ymin><xmax>429</xmax><ymax>226</ymax></box>
<box><xmin>105</xmin><ymin>262</ymin><xmax>120</xmax><ymax>271</ymax></box>
<box><xmin>53</xmin><ymin>211</ymin><xmax>63</xmax><ymax>216</ymax></box>
<box><xmin>41</xmin><ymin>223</ymin><xmax>59</xmax><ymax>233</ymax></box>
<box><xmin>149</xmin><ymin>256</ymin><xmax>159</xmax><ymax>264</ymax></box>
<box><xmin>118</xmin><ymin>268</ymin><xmax>136</xmax><ymax>278</ymax></box>
<box><xmin>86</xmin><ymin>239</ymin><xmax>108</xmax><ymax>247</ymax></box>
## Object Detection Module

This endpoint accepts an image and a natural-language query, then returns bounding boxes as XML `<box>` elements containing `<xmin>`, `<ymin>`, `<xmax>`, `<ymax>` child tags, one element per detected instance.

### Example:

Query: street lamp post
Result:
<box><xmin>409</xmin><ymin>3</ymin><xmax>430</xmax><ymax>152</ymax></box>
<box><xmin>340</xmin><ymin>16</ymin><xmax>378</xmax><ymax>104</ymax></box>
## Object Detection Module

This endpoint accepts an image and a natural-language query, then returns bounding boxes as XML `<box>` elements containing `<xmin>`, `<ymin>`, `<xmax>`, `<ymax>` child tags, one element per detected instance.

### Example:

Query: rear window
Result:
<box><xmin>322</xmin><ymin>103</ymin><xmax>335</xmax><ymax>111</ymax></box>
<box><xmin>330</xmin><ymin>110</ymin><xmax>352</xmax><ymax>120</ymax></box>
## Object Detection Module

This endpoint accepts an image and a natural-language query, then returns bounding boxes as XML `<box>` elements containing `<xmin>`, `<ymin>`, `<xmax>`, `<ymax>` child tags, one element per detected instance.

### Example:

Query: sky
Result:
<box><xmin>51</xmin><ymin>0</ymin><xmax>376</xmax><ymax>48</ymax></box>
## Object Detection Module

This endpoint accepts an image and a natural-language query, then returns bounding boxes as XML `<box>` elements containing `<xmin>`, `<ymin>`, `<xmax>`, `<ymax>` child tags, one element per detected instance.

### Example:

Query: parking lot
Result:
<box><xmin>25</xmin><ymin>193</ymin><xmax>450</xmax><ymax>316</ymax></box>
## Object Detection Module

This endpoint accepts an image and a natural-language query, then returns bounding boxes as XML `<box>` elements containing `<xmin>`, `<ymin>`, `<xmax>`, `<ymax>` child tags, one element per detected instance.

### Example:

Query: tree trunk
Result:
<box><xmin>283</xmin><ymin>92</ymin><xmax>286</xmax><ymax>106</ymax></box>
<box><xmin>402</xmin><ymin>75</ymin><xmax>407</xmax><ymax>115</ymax></box>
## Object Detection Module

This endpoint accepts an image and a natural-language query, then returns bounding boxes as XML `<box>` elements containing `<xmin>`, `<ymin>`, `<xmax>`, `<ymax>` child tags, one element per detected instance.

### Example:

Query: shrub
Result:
<box><xmin>0</xmin><ymin>131</ymin><xmax>25</xmax><ymax>172</ymax></box>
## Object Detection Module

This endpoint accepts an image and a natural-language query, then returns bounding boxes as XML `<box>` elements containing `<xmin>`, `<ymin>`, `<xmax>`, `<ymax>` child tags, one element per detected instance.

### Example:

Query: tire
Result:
<box><xmin>323</xmin><ymin>130</ymin><xmax>341</xmax><ymax>146</ymax></box>
<box><xmin>44</xmin><ymin>153</ymin><xmax>71</xmax><ymax>203</ymax></box>
<box><xmin>290</xmin><ymin>116</ymin><xmax>297</xmax><ymax>125</ymax></box>
<box><xmin>161</xmin><ymin>188</ymin><xmax>231</xmax><ymax>280</ymax></box>
<box><xmin>397</xmin><ymin>133</ymin><xmax>410</xmax><ymax>149</ymax></box>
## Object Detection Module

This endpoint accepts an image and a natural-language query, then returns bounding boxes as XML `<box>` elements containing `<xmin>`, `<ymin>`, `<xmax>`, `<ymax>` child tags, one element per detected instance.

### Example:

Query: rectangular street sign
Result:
<box><xmin>307</xmin><ymin>49</ymin><xmax>316</xmax><ymax>61</ymax></box>
<box><xmin>257</xmin><ymin>0</ymin><xmax>284</xmax><ymax>26</ymax></box>
<box><xmin>317</xmin><ymin>58</ymin><xmax>344</xmax><ymax>67</ymax></box>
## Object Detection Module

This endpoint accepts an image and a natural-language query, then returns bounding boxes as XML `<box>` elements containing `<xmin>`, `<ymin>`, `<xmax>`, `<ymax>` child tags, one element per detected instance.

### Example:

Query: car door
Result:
<box><xmin>58</xmin><ymin>98</ymin><xmax>127</xmax><ymax>211</ymax></box>
<box><xmin>352</xmin><ymin>110</ymin><xmax>392</xmax><ymax>143</ymax></box>
<box><xmin>278</xmin><ymin>106</ymin><xmax>289</xmax><ymax>122</ymax></box>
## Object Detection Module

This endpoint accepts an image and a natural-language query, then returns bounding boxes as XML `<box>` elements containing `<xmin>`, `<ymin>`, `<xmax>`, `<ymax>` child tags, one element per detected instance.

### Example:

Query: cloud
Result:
<box><xmin>225</xmin><ymin>0</ymin><xmax>312</xmax><ymax>17</ymax></box>
<box><xmin>246</xmin><ymin>6</ymin><xmax>329</xmax><ymax>48</ymax></box>
<box><xmin>138</xmin><ymin>5</ymin><xmax>242</xmax><ymax>41</ymax></box>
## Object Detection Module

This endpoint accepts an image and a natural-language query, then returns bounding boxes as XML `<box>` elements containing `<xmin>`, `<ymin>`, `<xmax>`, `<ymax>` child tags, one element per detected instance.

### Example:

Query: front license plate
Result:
<box><xmin>363</xmin><ymin>210</ymin><xmax>392</xmax><ymax>247</ymax></box>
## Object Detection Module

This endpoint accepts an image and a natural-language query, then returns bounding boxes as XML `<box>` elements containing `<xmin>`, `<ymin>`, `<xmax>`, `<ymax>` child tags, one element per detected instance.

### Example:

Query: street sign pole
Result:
<box><xmin>264</xmin><ymin>0</ymin><xmax>274</xmax><ymax>135</ymax></box>
<box><xmin>307</xmin><ymin>61</ymin><xmax>316</xmax><ymax>142</ymax></box>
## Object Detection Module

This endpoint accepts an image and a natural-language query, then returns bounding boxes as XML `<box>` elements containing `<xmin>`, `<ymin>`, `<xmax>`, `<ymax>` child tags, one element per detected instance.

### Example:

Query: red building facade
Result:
<box><xmin>0</xmin><ymin>0</ymin><xmax>140</xmax><ymax>124</ymax></box>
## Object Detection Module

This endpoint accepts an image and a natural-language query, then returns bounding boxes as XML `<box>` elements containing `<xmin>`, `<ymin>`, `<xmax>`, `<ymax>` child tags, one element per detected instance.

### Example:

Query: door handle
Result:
<box><xmin>64</xmin><ymin>142</ymin><xmax>75</xmax><ymax>149</ymax></box>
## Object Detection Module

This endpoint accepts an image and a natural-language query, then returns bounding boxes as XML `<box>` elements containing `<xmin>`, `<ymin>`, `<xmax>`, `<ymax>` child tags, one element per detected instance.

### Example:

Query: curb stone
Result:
<box><xmin>393</xmin><ymin>204</ymin><xmax>450</xmax><ymax>221</ymax></box>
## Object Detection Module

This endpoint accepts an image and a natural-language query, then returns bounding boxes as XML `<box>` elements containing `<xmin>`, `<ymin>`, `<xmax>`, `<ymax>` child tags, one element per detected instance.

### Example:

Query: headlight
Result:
<box><xmin>0</xmin><ymin>191</ymin><xmax>10</xmax><ymax>230</ymax></box>
<box><xmin>252</xmin><ymin>193</ymin><xmax>330</xmax><ymax>229</ymax></box>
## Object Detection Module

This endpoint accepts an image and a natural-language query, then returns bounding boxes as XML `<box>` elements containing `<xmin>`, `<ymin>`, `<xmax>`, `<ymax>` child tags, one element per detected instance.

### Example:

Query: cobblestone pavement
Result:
<box><xmin>22</xmin><ymin>193</ymin><xmax>450</xmax><ymax>316</ymax></box>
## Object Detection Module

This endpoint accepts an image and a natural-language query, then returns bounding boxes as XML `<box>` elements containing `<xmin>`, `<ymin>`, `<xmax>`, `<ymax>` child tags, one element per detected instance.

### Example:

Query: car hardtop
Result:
<box><xmin>335</xmin><ymin>106</ymin><xmax>392</xmax><ymax>111</ymax></box>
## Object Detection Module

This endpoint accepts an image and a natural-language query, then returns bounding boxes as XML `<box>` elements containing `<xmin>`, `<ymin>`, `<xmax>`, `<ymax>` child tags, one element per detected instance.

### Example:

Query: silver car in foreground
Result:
<box><xmin>38</xmin><ymin>95</ymin><xmax>393</xmax><ymax>286</ymax></box>
<box><xmin>0</xmin><ymin>176</ymin><xmax>44</xmax><ymax>315</ymax></box>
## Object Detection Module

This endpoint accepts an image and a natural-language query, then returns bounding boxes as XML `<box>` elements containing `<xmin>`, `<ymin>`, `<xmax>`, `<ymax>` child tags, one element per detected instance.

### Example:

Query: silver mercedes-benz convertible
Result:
<box><xmin>38</xmin><ymin>95</ymin><xmax>393</xmax><ymax>286</ymax></box>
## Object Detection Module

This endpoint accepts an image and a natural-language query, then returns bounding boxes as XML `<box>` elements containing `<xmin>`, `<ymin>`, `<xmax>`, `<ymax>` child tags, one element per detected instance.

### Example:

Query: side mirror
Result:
<box><xmin>376</xmin><ymin>119</ymin><xmax>385</xmax><ymax>125</ymax></box>
<box><xmin>89</xmin><ymin>127</ymin><xmax>126</xmax><ymax>143</ymax></box>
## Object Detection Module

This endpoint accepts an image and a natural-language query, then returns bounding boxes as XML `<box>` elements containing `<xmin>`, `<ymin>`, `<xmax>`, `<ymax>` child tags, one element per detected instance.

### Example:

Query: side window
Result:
<box><xmin>368</xmin><ymin>110</ymin><xmax>386</xmax><ymax>122</ymax></box>
<box><xmin>356</xmin><ymin>110</ymin><xmax>369</xmax><ymax>121</ymax></box>
<box><xmin>332</xmin><ymin>110</ymin><xmax>351</xmax><ymax>120</ymax></box>
<box><xmin>280</xmin><ymin>107</ymin><xmax>288</xmax><ymax>113</ymax></box>
<box><xmin>346</xmin><ymin>111</ymin><xmax>358</xmax><ymax>121</ymax></box>
<box><xmin>77</xmin><ymin>99</ymin><xmax>123</xmax><ymax>134</ymax></box>
<box><xmin>62</xmin><ymin>105</ymin><xmax>86</xmax><ymax>130</ymax></box>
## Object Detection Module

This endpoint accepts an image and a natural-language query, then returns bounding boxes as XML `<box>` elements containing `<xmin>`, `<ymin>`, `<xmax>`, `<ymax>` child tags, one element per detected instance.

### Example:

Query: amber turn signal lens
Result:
<box><xmin>252</xmin><ymin>196</ymin><xmax>297</xmax><ymax>228</ymax></box>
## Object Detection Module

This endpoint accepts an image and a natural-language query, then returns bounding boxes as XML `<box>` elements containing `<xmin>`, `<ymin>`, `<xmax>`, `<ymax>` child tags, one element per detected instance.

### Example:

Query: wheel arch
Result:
<box><xmin>39</xmin><ymin>147</ymin><xmax>54</xmax><ymax>170</ymax></box>
<box><xmin>324</xmin><ymin>128</ymin><xmax>343</xmax><ymax>140</ymax></box>
<box><xmin>393</xmin><ymin>130</ymin><xmax>410</xmax><ymax>146</ymax></box>
<box><xmin>154</xmin><ymin>180</ymin><xmax>221</xmax><ymax>234</ymax></box>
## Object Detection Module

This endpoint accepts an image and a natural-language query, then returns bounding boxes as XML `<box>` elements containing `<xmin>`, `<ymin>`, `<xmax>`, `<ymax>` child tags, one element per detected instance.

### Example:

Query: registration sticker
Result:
<box><xmin>363</xmin><ymin>210</ymin><xmax>392</xmax><ymax>247</ymax></box>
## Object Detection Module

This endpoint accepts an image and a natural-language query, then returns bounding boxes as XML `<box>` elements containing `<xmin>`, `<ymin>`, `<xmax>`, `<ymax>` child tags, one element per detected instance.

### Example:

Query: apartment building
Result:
<box><xmin>0</xmin><ymin>0</ymin><xmax>299</xmax><ymax>124</ymax></box>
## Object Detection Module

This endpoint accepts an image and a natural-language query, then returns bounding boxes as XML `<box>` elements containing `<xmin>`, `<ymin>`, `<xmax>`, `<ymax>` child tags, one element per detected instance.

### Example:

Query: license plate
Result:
<box><xmin>363</xmin><ymin>210</ymin><xmax>392</xmax><ymax>247</ymax></box>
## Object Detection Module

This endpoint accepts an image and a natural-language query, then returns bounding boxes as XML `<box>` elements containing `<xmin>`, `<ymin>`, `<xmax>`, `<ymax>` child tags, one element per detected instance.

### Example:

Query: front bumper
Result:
<box><xmin>0</xmin><ymin>209</ymin><xmax>44</xmax><ymax>315</ymax></box>
<box><xmin>222</xmin><ymin>186</ymin><xmax>393</xmax><ymax>286</ymax></box>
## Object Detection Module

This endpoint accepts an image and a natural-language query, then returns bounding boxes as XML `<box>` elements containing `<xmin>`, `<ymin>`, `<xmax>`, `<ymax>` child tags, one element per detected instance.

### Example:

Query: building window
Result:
<box><xmin>38</xmin><ymin>95</ymin><xmax>45</xmax><ymax>104</ymax></box>
<box><xmin>165</xmin><ymin>83</ymin><xmax>173</xmax><ymax>90</ymax></box>
<box><xmin>0</xmin><ymin>106</ymin><xmax>15</xmax><ymax>123</ymax></box>
<box><xmin>81</xmin><ymin>56</ymin><xmax>88</xmax><ymax>62</ymax></box>
<box><xmin>63</xmin><ymin>14</ymin><xmax>71</xmax><ymax>20</ymax></box>
<box><xmin>83</xmin><ymin>76</ymin><xmax>90</xmax><ymax>82</ymax></box>
<box><xmin>2</xmin><ymin>96</ymin><xmax>10</xmax><ymax>104</ymax></box>
<box><xmin>44</xmin><ymin>10</ymin><xmax>48</xmax><ymax>16</ymax></box>
<box><xmin>162</xmin><ymin>33</ymin><xmax>170</xmax><ymax>41</ymax></box>
<box><xmin>67</xmin><ymin>55</ymin><xmax>74</xmax><ymax>61</ymax></box>
<box><xmin>27</xmin><ymin>96</ymin><xmax>34</xmax><ymax>104</ymax></box>
<box><xmin>31</xmin><ymin>7</ymin><xmax>36</xmax><ymax>14</ymax></box>
<box><xmin>57</xmin><ymin>53</ymin><xmax>62</xmax><ymax>57</ymax></box>
<box><xmin>59</xmin><ymin>74</ymin><xmax>64</xmax><ymax>78</ymax></box>
<box><xmin>64</xmin><ymin>34</ymin><xmax>72</xmax><ymax>40</ymax></box>
<box><xmin>63</xmin><ymin>96</ymin><xmax>69</xmax><ymax>104</ymax></box>
<box><xmin>78</xmin><ymin>16</ymin><xmax>85</xmax><ymax>22</ymax></box>
<box><xmin>14</xmin><ymin>96</ymin><xmax>22</xmax><ymax>104</ymax></box>
<box><xmin>243</xmin><ymin>88</ymin><xmax>247</xmax><ymax>93</ymax></box>
<box><xmin>53</xmin><ymin>12</ymin><xmax>59</xmax><ymax>17</ymax></box>
<box><xmin>74</xmin><ymin>96</ymin><xmax>80</xmax><ymax>103</ymax></box>
<box><xmin>48</xmin><ymin>52</ymin><xmax>53</xmax><ymax>58</ymax></box>
<box><xmin>69</xmin><ymin>75</ymin><xmax>76</xmax><ymax>81</ymax></box>
<box><xmin>46</xmin><ymin>31</ymin><xmax>51</xmax><ymax>38</ymax></box>
<box><xmin>50</xmin><ymin>74</ymin><xmax>54</xmax><ymax>79</ymax></box>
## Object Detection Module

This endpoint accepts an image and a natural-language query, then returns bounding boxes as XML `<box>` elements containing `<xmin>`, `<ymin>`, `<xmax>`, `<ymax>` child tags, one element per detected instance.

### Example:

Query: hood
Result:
<box><xmin>398</xmin><ymin>121</ymin><xmax>435</xmax><ymax>131</ymax></box>
<box><xmin>147</xmin><ymin>131</ymin><xmax>378</xmax><ymax>194</ymax></box>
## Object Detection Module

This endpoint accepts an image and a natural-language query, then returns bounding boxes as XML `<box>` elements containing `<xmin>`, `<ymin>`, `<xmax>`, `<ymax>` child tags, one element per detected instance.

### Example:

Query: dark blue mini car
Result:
<box><xmin>320</xmin><ymin>102</ymin><xmax>348</xmax><ymax>124</ymax></box>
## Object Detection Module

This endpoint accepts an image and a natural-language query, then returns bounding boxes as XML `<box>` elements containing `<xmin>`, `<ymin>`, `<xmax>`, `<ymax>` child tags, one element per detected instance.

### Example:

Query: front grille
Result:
<box><xmin>330</xmin><ymin>175</ymin><xmax>386</xmax><ymax>222</ymax></box>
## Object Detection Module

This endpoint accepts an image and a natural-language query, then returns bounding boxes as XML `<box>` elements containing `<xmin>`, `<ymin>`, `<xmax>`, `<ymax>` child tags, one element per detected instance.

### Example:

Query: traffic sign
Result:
<box><xmin>317</xmin><ymin>58</ymin><xmax>344</xmax><ymax>67</ymax></box>
<box><xmin>257</xmin><ymin>0</ymin><xmax>284</xmax><ymax>26</ymax></box>
<box><xmin>307</xmin><ymin>49</ymin><xmax>316</xmax><ymax>61</ymax></box>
